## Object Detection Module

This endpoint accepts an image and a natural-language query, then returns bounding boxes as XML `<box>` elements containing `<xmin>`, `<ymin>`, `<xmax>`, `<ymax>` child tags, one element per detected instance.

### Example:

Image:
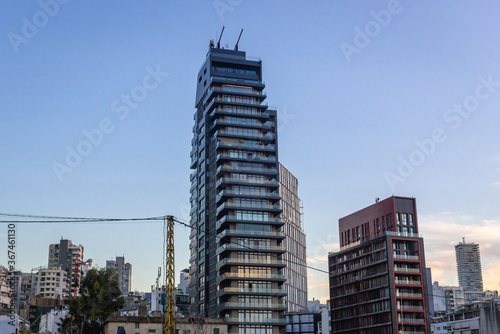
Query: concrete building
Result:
<box><xmin>188</xmin><ymin>42</ymin><xmax>286</xmax><ymax>333</ymax></box>
<box><xmin>104</xmin><ymin>316</ymin><xmax>228</xmax><ymax>334</ymax></box>
<box><xmin>329</xmin><ymin>196</ymin><xmax>430</xmax><ymax>334</ymax></box>
<box><xmin>48</xmin><ymin>238</ymin><xmax>84</xmax><ymax>293</ymax></box>
<box><xmin>431</xmin><ymin>300</ymin><xmax>500</xmax><ymax>333</ymax></box>
<box><xmin>32</xmin><ymin>267</ymin><xmax>68</xmax><ymax>302</ymax></box>
<box><xmin>0</xmin><ymin>266</ymin><xmax>11</xmax><ymax>309</ymax></box>
<box><xmin>106</xmin><ymin>256</ymin><xmax>132</xmax><ymax>294</ymax></box>
<box><xmin>177</xmin><ymin>268</ymin><xmax>190</xmax><ymax>294</ymax></box>
<box><xmin>284</xmin><ymin>312</ymin><xmax>321</xmax><ymax>334</ymax></box>
<box><xmin>280</xmin><ymin>163</ymin><xmax>308</xmax><ymax>312</ymax></box>
<box><xmin>307</xmin><ymin>299</ymin><xmax>330</xmax><ymax>334</ymax></box>
<box><xmin>432</xmin><ymin>282</ymin><xmax>465</xmax><ymax>314</ymax></box>
<box><xmin>455</xmin><ymin>238</ymin><xmax>483</xmax><ymax>301</ymax></box>
<box><xmin>39</xmin><ymin>308</ymin><xmax>68</xmax><ymax>334</ymax></box>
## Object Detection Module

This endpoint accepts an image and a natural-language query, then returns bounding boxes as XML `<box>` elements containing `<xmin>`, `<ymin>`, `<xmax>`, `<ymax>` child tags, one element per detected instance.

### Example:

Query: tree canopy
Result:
<box><xmin>59</xmin><ymin>268</ymin><xmax>124</xmax><ymax>333</ymax></box>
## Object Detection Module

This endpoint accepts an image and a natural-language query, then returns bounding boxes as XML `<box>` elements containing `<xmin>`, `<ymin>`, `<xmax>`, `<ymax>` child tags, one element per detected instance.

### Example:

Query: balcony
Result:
<box><xmin>217</xmin><ymin>243</ymin><xmax>285</xmax><ymax>254</ymax></box>
<box><xmin>217</xmin><ymin>229</ymin><xmax>285</xmax><ymax>239</ymax></box>
<box><xmin>210</xmin><ymin>107</ymin><xmax>269</xmax><ymax>120</ymax></box>
<box><xmin>397</xmin><ymin>305</ymin><xmax>424</xmax><ymax>311</ymax></box>
<box><xmin>399</xmin><ymin>318</ymin><xmax>425</xmax><ymax>324</ymax></box>
<box><xmin>394</xmin><ymin>267</ymin><xmax>420</xmax><ymax>273</ymax></box>
<box><xmin>395</xmin><ymin>279</ymin><xmax>422</xmax><ymax>286</ymax></box>
<box><xmin>386</xmin><ymin>231</ymin><xmax>422</xmax><ymax>238</ymax></box>
<box><xmin>219</xmin><ymin>302</ymin><xmax>286</xmax><ymax>311</ymax></box>
<box><xmin>216</xmin><ymin>190</ymin><xmax>280</xmax><ymax>203</ymax></box>
<box><xmin>216</xmin><ymin>202</ymin><xmax>282</xmax><ymax>215</ymax></box>
<box><xmin>217</xmin><ymin>287</ymin><xmax>286</xmax><ymax>297</ymax></box>
<box><xmin>216</xmin><ymin>153</ymin><xmax>276</xmax><ymax>163</ymax></box>
<box><xmin>216</xmin><ymin>164</ymin><xmax>278</xmax><ymax>175</ymax></box>
<box><xmin>216</xmin><ymin>177</ymin><xmax>279</xmax><ymax>189</ymax></box>
<box><xmin>396</xmin><ymin>292</ymin><xmax>422</xmax><ymax>298</ymax></box>
<box><xmin>218</xmin><ymin>272</ymin><xmax>286</xmax><ymax>282</ymax></box>
<box><xmin>216</xmin><ymin>141</ymin><xmax>275</xmax><ymax>152</ymax></box>
<box><xmin>215</xmin><ymin>129</ymin><xmax>275</xmax><ymax>141</ymax></box>
<box><xmin>217</xmin><ymin>258</ymin><xmax>285</xmax><ymax>270</ymax></box>
<box><xmin>393</xmin><ymin>254</ymin><xmax>419</xmax><ymax>260</ymax></box>
<box><xmin>211</xmin><ymin>76</ymin><xmax>265</xmax><ymax>87</ymax></box>
<box><xmin>226</xmin><ymin>317</ymin><xmax>287</xmax><ymax>325</ymax></box>
<box><xmin>211</xmin><ymin>86</ymin><xmax>266</xmax><ymax>97</ymax></box>
<box><xmin>216</xmin><ymin>216</ymin><xmax>284</xmax><ymax>230</ymax></box>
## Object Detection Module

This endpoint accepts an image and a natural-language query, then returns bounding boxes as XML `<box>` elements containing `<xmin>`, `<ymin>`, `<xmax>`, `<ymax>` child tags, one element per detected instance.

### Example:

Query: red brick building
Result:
<box><xmin>329</xmin><ymin>196</ymin><xmax>430</xmax><ymax>334</ymax></box>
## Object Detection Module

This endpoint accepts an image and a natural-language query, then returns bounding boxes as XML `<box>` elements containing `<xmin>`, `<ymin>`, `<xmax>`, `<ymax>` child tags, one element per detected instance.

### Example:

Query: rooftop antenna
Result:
<box><xmin>462</xmin><ymin>237</ymin><xmax>465</xmax><ymax>244</ymax></box>
<box><xmin>217</xmin><ymin>25</ymin><xmax>225</xmax><ymax>49</ymax></box>
<box><xmin>235</xmin><ymin>28</ymin><xmax>244</xmax><ymax>51</ymax></box>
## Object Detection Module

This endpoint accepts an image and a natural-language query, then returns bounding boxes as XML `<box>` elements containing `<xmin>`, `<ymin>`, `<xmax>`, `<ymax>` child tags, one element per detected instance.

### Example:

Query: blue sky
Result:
<box><xmin>1</xmin><ymin>1</ymin><xmax>500</xmax><ymax>302</ymax></box>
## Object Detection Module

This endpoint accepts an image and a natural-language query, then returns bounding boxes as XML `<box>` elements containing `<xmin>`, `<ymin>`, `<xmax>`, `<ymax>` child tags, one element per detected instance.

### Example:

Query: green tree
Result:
<box><xmin>59</xmin><ymin>268</ymin><xmax>124</xmax><ymax>334</ymax></box>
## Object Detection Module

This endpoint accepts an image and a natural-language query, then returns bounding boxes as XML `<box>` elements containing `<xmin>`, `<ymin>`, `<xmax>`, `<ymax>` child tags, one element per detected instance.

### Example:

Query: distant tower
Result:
<box><xmin>455</xmin><ymin>238</ymin><xmax>483</xmax><ymax>293</ymax></box>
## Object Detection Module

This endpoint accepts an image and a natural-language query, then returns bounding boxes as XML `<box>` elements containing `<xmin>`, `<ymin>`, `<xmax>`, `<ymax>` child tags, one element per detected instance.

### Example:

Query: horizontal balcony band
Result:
<box><xmin>212</xmin><ymin>119</ymin><xmax>274</xmax><ymax>132</ymax></box>
<box><xmin>217</xmin><ymin>216</ymin><xmax>284</xmax><ymax>231</ymax></box>
<box><xmin>216</xmin><ymin>177</ymin><xmax>279</xmax><ymax>189</ymax></box>
<box><xmin>225</xmin><ymin>318</ymin><xmax>287</xmax><ymax>325</ymax></box>
<box><xmin>215</xmin><ymin>130</ymin><xmax>275</xmax><ymax>141</ymax></box>
<box><xmin>217</xmin><ymin>243</ymin><xmax>285</xmax><ymax>255</ymax></box>
<box><xmin>216</xmin><ymin>153</ymin><xmax>276</xmax><ymax>163</ymax></box>
<box><xmin>218</xmin><ymin>302</ymin><xmax>286</xmax><ymax>311</ymax></box>
<box><xmin>395</xmin><ymin>292</ymin><xmax>423</xmax><ymax>298</ymax></box>
<box><xmin>216</xmin><ymin>190</ymin><xmax>280</xmax><ymax>203</ymax></box>
<box><xmin>398</xmin><ymin>318</ymin><xmax>425</xmax><ymax>324</ymax></box>
<box><xmin>217</xmin><ymin>258</ymin><xmax>286</xmax><ymax>270</ymax></box>
<box><xmin>386</xmin><ymin>231</ymin><xmax>422</xmax><ymax>238</ymax></box>
<box><xmin>217</xmin><ymin>287</ymin><xmax>286</xmax><ymax>296</ymax></box>
<box><xmin>210</xmin><ymin>108</ymin><xmax>270</xmax><ymax>121</ymax></box>
<box><xmin>217</xmin><ymin>229</ymin><xmax>285</xmax><ymax>239</ymax></box>
<box><xmin>209</xmin><ymin>86</ymin><xmax>267</xmax><ymax>98</ymax></box>
<box><xmin>394</xmin><ymin>267</ymin><xmax>420</xmax><ymax>273</ymax></box>
<box><xmin>218</xmin><ymin>273</ymin><xmax>286</xmax><ymax>282</ymax></box>
<box><xmin>216</xmin><ymin>165</ymin><xmax>278</xmax><ymax>175</ymax></box>
<box><xmin>216</xmin><ymin>141</ymin><xmax>275</xmax><ymax>152</ymax></box>
<box><xmin>393</xmin><ymin>254</ymin><xmax>420</xmax><ymax>260</ymax></box>
<box><xmin>397</xmin><ymin>305</ymin><xmax>424</xmax><ymax>311</ymax></box>
<box><xmin>395</xmin><ymin>280</ymin><xmax>422</xmax><ymax>286</ymax></box>
<box><xmin>216</xmin><ymin>202</ymin><xmax>282</xmax><ymax>216</ymax></box>
<box><xmin>210</xmin><ymin>76</ymin><xmax>265</xmax><ymax>88</ymax></box>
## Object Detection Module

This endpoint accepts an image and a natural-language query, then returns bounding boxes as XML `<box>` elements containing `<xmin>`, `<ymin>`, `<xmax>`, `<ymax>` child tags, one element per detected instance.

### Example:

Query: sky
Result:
<box><xmin>1</xmin><ymin>1</ymin><xmax>500</xmax><ymax>303</ymax></box>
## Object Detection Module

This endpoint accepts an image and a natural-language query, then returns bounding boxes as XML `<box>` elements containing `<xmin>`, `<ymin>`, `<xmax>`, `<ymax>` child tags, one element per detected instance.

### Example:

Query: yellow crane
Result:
<box><xmin>164</xmin><ymin>215</ymin><xmax>175</xmax><ymax>334</ymax></box>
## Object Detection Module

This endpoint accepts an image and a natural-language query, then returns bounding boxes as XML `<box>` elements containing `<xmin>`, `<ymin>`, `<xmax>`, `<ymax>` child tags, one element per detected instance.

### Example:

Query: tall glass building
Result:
<box><xmin>189</xmin><ymin>45</ymin><xmax>286</xmax><ymax>333</ymax></box>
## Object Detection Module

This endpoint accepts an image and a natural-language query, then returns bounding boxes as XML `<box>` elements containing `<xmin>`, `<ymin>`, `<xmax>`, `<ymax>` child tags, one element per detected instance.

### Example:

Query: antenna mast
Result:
<box><xmin>217</xmin><ymin>25</ymin><xmax>225</xmax><ymax>48</ymax></box>
<box><xmin>235</xmin><ymin>28</ymin><xmax>244</xmax><ymax>51</ymax></box>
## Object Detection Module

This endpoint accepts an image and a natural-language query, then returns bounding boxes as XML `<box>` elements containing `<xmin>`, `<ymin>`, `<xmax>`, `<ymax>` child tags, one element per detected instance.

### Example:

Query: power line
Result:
<box><xmin>173</xmin><ymin>216</ymin><xmax>329</xmax><ymax>274</ymax></box>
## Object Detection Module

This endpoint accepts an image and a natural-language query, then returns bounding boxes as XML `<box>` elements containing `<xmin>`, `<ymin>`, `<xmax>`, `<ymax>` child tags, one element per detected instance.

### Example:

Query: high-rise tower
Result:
<box><xmin>455</xmin><ymin>238</ymin><xmax>483</xmax><ymax>297</ymax></box>
<box><xmin>279</xmin><ymin>163</ymin><xmax>308</xmax><ymax>312</ymax></box>
<box><xmin>189</xmin><ymin>44</ymin><xmax>286</xmax><ymax>333</ymax></box>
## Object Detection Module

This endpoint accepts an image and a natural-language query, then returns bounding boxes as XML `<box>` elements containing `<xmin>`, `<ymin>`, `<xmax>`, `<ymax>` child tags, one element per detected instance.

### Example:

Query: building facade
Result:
<box><xmin>432</xmin><ymin>282</ymin><xmax>465</xmax><ymax>315</ymax></box>
<box><xmin>32</xmin><ymin>267</ymin><xmax>68</xmax><ymax>301</ymax></box>
<box><xmin>279</xmin><ymin>163</ymin><xmax>308</xmax><ymax>312</ymax></box>
<box><xmin>188</xmin><ymin>44</ymin><xmax>286</xmax><ymax>333</ymax></box>
<box><xmin>329</xmin><ymin>196</ymin><xmax>430</xmax><ymax>334</ymax></box>
<box><xmin>455</xmin><ymin>239</ymin><xmax>483</xmax><ymax>300</ymax></box>
<box><xmin>48</xmin><ymin>238</ymin><xmax>84</xmax><ymax>292</ymax></box>
<box><xmin>106</xmin><ymin>256</ymin><xmax>132</xmax><ymax>294</ymax></box>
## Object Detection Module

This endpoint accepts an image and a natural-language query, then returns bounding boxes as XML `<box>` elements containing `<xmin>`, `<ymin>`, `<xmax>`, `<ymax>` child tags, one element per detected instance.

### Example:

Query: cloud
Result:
<box><xmin>491</xmin><ymin>182</ymin><xmax>500</xmax><ymax>186</ymax></box>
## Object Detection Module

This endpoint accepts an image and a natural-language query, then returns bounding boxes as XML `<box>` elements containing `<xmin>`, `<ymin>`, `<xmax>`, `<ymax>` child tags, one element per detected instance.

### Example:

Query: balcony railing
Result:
<box><xmin>393</xmin><ymin>254</ymin><xmax>419</xmax><ymax>260</ymax></box>
<box><xmin>216</xmin><ymin>177</ymin><xmax>279</xmax><ymax>188</ymax></box>
<box><xmin>218</xmin><ymin>230</ymin><xmax>285</xmax><ymax>238</ymax></box>
<box><xmin>396</xmin><ymin>292</ymin><xmax>422</xmax><ymax>298</ymax></box>
<box><xmin>220</xmin><ymin>273</ymin><xmax>286</xmax><ymax>280</ymax></box>
<box><xmin>218</xmin><ymin>243</ymin><xmax>285</xmax><ymax>252</ymax></box>
<box><xmin>216</xmin><ymin>153</ymin><xmax>276</xmax><ymax>162</ymax></box>
<box><xmin>216</xmin><ymin>141</ymin><xmax>275</xmax><ymax>151</ymax></box>
<box><xmin>395</xmin><ymin>279</ymin><xmax>422</xmax><ymax>285</ymax></box>
<box><xmin>216</xmin><ymin>165</ymin><xmax>277</xmax><ymax>174</ymax></box>
<box><xmin>394</xmin><ymin>267</ymin><xmax>420</xmax><ymax>273</ymax></box>
<box><xmin>216</xmin><ymin>130</ymin><xmax>275</xmax><ymax>140</ymax></box>
<box><xmin>220</xmin><ymin>287</ymin><xmax>286</xmax><ymax>294</ymax></box>
<box><xmin>221</xmin><ymin>302</ymin><xmax>286</xmax><ymax>309</ymax></box>
<box><xmin>226</xmin><ymin>317</ymin><xmax>287</xmax><ymax>324</ymax></box>
<box><xmin>219</xmin><ymin>258</ymin><xmax>285</xmax><ymax>266</ymax></box>
<box><xmin>399</xmin><ymin>318</ymin><xmax>425</xmax><ymax>323</ymax></box>
<box><xmin>386</xmin><ymin>231</ymin><xmax>422</xmax><ymax>238</ymax></box>
<box><xmin>397</xmin><ymin>305</ymin><xmax>424</xmax><ymax>311</ymax></box>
